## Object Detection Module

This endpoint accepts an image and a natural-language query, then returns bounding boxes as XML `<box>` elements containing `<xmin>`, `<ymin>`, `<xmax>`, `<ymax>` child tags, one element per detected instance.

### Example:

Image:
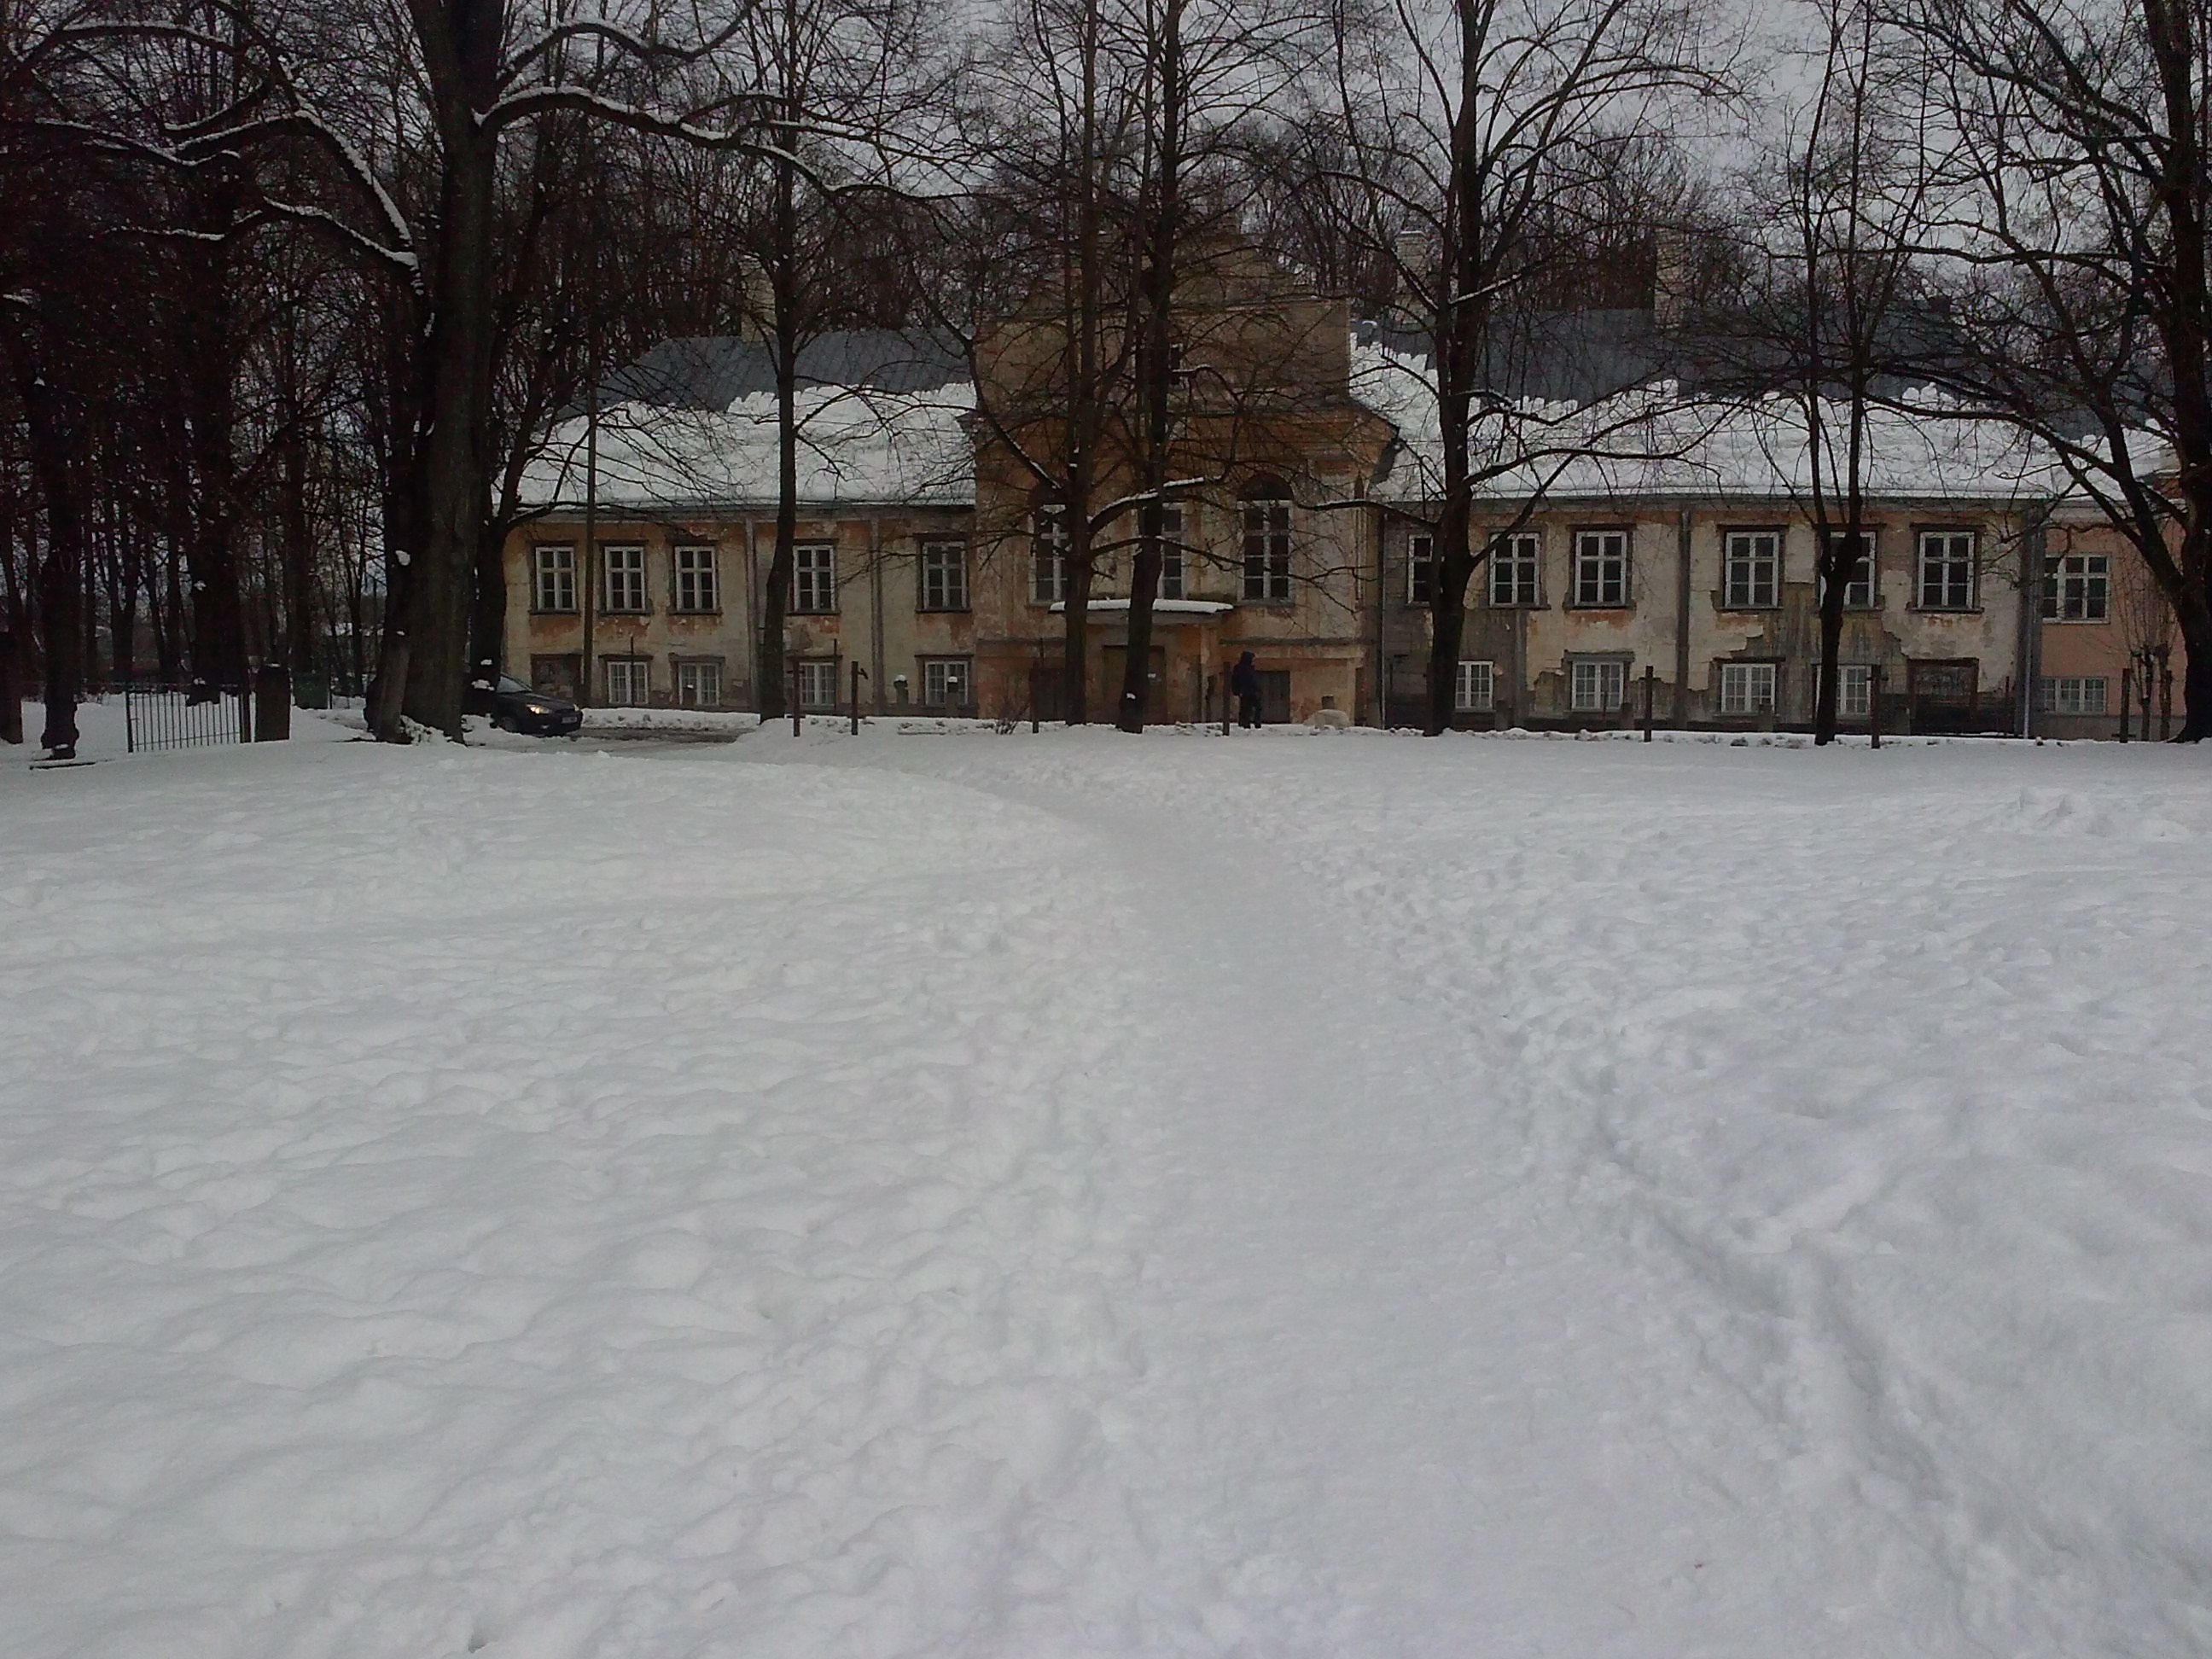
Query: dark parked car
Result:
<box><xmin>466</xmin><ymin>674</ymin><xmax>583</xmax><ymax>736</ymax></box>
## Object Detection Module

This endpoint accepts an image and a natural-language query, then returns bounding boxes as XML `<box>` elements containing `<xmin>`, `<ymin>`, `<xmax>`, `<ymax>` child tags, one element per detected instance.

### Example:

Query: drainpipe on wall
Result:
<box><xmin>1371</xmin><ymin>502</ymin><xmax>1388</xmax><ymax>727</ymax></box>
<box><xmin>744</xmin><ymin>520</ymin><xmax>760</xmax><ymax>713</ymax></box>
<box><xmin>1674</xmin><ymin>506</ymin><xmax>1693</xmax><ymax>725</ymax></box>
<box><xmin>579</xmin><ymin>380</ymin><xmax>598</xmax><ymax>706</ymax></box>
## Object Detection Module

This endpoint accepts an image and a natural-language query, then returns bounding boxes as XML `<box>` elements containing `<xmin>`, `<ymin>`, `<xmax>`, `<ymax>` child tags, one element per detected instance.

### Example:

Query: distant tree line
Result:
<box><xmin>2</xmin><ymin>0</ymin><xmax>2207</xmax><ymax>754</ymax></box>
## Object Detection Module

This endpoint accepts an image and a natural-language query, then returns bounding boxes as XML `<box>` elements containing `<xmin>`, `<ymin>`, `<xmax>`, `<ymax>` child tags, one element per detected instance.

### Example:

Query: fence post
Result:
<box><xmin>2140</xmin><ymin>672</ymin><xmax>2154</xmax><ymax>743</ymax></box>
<box><xmin>2118</xmin><ymin>669</ymin><xmax>2132</xmax><ymax>742</ymax></box>
<box><xmin>1641</xmin><ymin>665</ymin><xmax>1655</xmax><ymax>742</ymax></box>
<box><xmin>253</xmin><ymin>666</ymin><xmax>292</xmax><ymax>742</ymax></box>
<box><xmin>1029</xmin><ymin>663</ymin><xmax>1040</xmax><ymax>733</ymax></box>
<box><xmin>1869</xmin><ymin>664</ymin><xmax>1883</xmax><ymax>750</ymax></box>
<box><xmin>1220</xmin><ymin>667</ymin><xmax>1231</xmax><ymax>736</ymax></box>
<box><xmin>2161</xmin><ymin>663</ymin><xmax>2174</xmax><ymax>741</ymax></box>
<box><xmin>0</xmin><ymin>632</ymin><xmax>20</xmax><ymax>745</ymax></box>
<box><xmin>236</xmin><ymin>681</ymin><xmax>253</xmax><ymax>744</ymax></box>
<box><xmin>790</xmin><ymin>659</ymin><xmax>802</xmax><ymax>737</ymax></box>
<box><xmin>849</xmin><ymin>660</ymin><xmax>864</xmax><ymax>736</ymax></box>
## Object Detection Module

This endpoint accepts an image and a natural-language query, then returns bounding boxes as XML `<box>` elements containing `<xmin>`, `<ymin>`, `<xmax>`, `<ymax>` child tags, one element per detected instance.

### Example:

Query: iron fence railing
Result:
<box><xmin>123</xmin><ymin>685</ymin><xmax>251</xmax><ymax>754</ymax></box>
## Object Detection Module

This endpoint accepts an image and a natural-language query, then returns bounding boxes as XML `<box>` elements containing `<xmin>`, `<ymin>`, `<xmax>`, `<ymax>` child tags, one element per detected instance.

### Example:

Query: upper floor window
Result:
<box><xmin>920</xmin><ymin>539</ymin><xmax>969</xmax><ymax>611</ymax></box>
<box><xmin>602</xmin><ymin>544</ymin><xmax>647</xmax><ymax>613</ymax></box>
<box><xmin>533</xmin><ymin>544</ymin><xmax>576</xmax><ymax>613</ymax></box>
<box><xmin>1491</xmin><ymin>533</ymin><xmax>1540</xmax><ymax>607</ymax></box>
<box><xmin>1816</xmin><ymin>530</ymin><xmax>1877</xmax><ymax>609</ymax></box>
<box><xmin>1572</xmin><ymin>530</ymin><xmax>1629</xmax><ymax>607</ymax></box>
<box><xmin>1032</xmin><ymin>505</ymin><xmax>1069</xmax><ymax>605</ymax></box>
<box><xmin>1917</xmin><ymin>530</ymin><xmax>1976</xmax><ymax>610</ymax></box>
<box><xmin>1408</xmin><ymin>534</ymin><xmax>1436</xmax><ymax>605</ymax></box>
<box><xmin>672</xmin><ymin>544</ymin><xmax>718</xmax><ymax>614</ymax></box>
<box><xmin>1723</xmin><ymin>530</ymin><xmax>1781</xmax><ymax>609</ymax></box>
<box><xmin>1242</xmin><ymin>486</ymin><xmax>1293</xmax><ymax>602</ymax></box>
<box><xmin>2043</xmin><ymin>552</ymin><xmax>2110</xmax><ymax>622</ymax></box>
<box><xmin>792</xmin><ymin>542</ymin><xmax>836</xmax><ymax>614</ymax></box>
<box><xmin>1160</xmin><ymin>507</ymin><xmax>1186</xmax><ymax>600</ymax></box>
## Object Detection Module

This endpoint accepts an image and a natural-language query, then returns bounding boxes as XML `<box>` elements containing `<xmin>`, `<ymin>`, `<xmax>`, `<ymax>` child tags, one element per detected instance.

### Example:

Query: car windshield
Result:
<box><xmin>498</xmin><ymin>676</ymin><xmax>531</xmax><ymax>695</ymax></box>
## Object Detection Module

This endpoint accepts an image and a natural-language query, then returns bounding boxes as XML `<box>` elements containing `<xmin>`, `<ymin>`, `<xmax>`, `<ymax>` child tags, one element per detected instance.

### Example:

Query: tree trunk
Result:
<box><xmin>5</xmin><ymin>324</ymin><xmax>84</xmax><ymax>757</ymax></box>
<box><xmin>182</xmin><ymin>170</ymin><xmax>247</xmax><ymax>699</ymax></box>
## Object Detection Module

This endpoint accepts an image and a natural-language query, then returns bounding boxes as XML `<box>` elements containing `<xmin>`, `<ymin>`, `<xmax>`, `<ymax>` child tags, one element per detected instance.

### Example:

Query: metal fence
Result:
<box><xmin>123</xmin><ymin>685</ymin><xmax>251</xmax><ymax>754</ymax></box>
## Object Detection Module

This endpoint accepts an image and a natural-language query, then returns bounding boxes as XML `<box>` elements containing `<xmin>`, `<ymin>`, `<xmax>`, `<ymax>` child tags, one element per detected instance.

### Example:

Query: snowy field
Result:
<box><xmin>3</xmin><ymin>711</ymin><xmax>2209</xmax><ymax>1658</ymax></box>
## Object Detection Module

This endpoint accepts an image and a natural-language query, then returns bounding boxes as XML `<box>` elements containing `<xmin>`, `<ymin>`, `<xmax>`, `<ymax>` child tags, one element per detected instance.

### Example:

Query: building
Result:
<box><xmin>506</xmin><ymin>252</ymin><xmax>2177</xmax><ymax>736</ymax></box>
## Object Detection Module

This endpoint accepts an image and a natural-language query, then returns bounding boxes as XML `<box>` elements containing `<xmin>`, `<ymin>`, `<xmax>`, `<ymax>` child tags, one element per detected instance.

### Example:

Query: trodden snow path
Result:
<box><xmin>2</xmin><ymin>717</ymin><xmax>2209</xmax><ymax>1656</ymax></box>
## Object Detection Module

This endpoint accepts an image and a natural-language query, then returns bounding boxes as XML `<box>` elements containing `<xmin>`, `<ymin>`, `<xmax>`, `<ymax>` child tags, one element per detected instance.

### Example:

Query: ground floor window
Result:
<box><xmin>674</xmin><ymin>660</ymin><xmax>723</xmax><ymax>707</ymax></box>
<box><xmin>1719</xmin><ymin>661</ymin><xmax>1778</xmax><ymax>716</ymax></box>
<box><xmin>1569</xmin><ymin>658</ymin><xmax>1627</xmax><ymax>713</ymax></box>
<box><xmin>604</xmin><ymin>657</ymin><xmax>650</xmax><ymax>707</ymax></box>
<box><xmin>530</xmin><ymin>654</ymin><xmax>580</xmax><ymax>699</ymax></box>
<box><xmin>1455</xmin><ymin>660</ymin><xmax>1494</xmax><ymax>712</ymax></box>
<box><xmin>922</xmin><ymin>656</ymin><xmax>972</xmax><ymax>708</ymax></box>
<box><xmin>795</xmin><ymin>659</ymin><xmax>840</xmax><ymax>709</ymax></box>
<box><xmin>1837</xmin><ymin>663</ymin><xmax>1873</xmax><ymax>719</ymax></box>
<box><xmin>2039</xmin><ymin>676</ymin><xmax>2109</xmax><ymax>716</ymax></box>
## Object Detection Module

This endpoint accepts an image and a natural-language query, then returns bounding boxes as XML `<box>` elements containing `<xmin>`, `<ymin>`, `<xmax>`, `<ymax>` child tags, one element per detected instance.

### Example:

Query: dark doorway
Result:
<box><xmin>1257</xmin><ymin>669</ymin><xmax>1292</xmax><ymax>724</ymax></box>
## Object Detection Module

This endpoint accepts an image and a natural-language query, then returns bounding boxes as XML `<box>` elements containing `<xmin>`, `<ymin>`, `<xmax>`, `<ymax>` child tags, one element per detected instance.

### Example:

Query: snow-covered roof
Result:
<box><xmin>1047</xmin><ymin>598</ymin><xmax>1234</xmax><ymax>617</ymax></box>
<box><xmin>521</xmin><ymin>379</ymin><xmax>976</xmax><ymax>512</ymax></box>
<box><xmin>1350</xmin><ymin>335</ymin><xmax>2069</xmax><ymax>508</ymax></box>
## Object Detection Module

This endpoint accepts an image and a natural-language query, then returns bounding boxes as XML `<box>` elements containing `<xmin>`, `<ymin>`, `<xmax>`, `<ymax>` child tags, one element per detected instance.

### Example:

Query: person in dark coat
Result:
<box><xmin>1231</xmin><ymin>650</ymin><xmax>1263</xmax><ymax>728</ymax></box>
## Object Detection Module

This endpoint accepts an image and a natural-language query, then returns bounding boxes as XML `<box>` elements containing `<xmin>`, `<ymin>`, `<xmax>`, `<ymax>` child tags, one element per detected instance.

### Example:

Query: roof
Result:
<box><xmin>600</xmin><ymin>330</ymin><xmax>970</xmax><ymax>410</ymax></box>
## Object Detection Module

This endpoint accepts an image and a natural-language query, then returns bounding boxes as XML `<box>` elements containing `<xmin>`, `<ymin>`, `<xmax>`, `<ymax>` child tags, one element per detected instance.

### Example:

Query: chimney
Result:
<box><xmin>1651</xmin><ymin>229</ymin><xmax>1690</xmax><ymax>328</ymax></box>
<box><xmin>1391</xmin><ymin>230</ymin><xmax>1430</xmax><ymax>322</ymax></box>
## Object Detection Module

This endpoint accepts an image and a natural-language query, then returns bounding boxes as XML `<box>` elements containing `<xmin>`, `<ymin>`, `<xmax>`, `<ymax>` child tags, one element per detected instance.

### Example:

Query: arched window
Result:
<box><xmin>1240</xmin><ymin>479</ymin><xmax>1292</xmax><ymax>602</ymax></box>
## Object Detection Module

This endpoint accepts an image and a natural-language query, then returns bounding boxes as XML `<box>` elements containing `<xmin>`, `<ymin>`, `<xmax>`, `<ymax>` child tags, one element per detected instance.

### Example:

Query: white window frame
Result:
<box><xmin>919</xmin><ymin>539</ymin><xmax>969</xmax><ymax>611</ymax></box>
<box><xmin>1569</xmin><ymin>658</ymin><xmax>1627</xmax><ymax>712</ymax></box>
<box><xmin>1837</xmin><ymin>662</ymin><xmax>1873</xmax><ymax>719</ymax></box>
<box><xmin>602</xmin><ymin>544</ymin><xmax>647</xmax><ymax>614</ymax></box>
<box><xmin>2042</xmin><ymin>553</ymin><xmax>2110</xmax><ymax>622</ymax></box>
<box><xmin>1242</xmin><ymin>497</ymin><xmax>1294</xmax><ymax>602</ymax></box>
<box><xmin>1723</xmin><ymin>530</ymin><xmax>1782</xmax><ymax>609</ymax></box>
<box><xmin>1031</xmin><ymin>507</ymin><xmax>1068</xmax><ymax>605</ymax></box>
<box><xmin>796</xmin><ymin>659</ymin><xmax>839</xmax><ymax>709</ymax></box>
<box><xmin>1455</xmin><ymin>660</ymin><xmax>1495</xmax><ymax>713</ymax></box>
<box><xmin>921</xmin><ymin>656</ymin><xmax>972</xmax><ymax>708</ymax></box>
<box><xmin>1408</xmin><ymin>533</ymin><xmax>1436</xmax><ymax>605</ymax></box>
<box><xmin>674</xmin><ymin>659</ymin><xmax>722</xmax><ymax>707</ymax></box>
<box><xmin>1490</xmin><ymin>532</ymin><xmax>1540</xmax><ymax>607</ymax></box>
<box><xmin>603</xmin><ymin>656</ymin><xmax>649</xmax><ymax>706</ymax></box>
<box><xmin>2038</xmin><ymin>675</ymin><xmax>2109</xmax><ymax>715</ymax></box>
<box><xmin>1159</xmin><ymin>507</ymin><xmax>1186</xmax><ymax>601</ymax></box>
<box><xmin>672</xmin><ymin>544</ymin><xmax>718</xmax><ymax>614</ymax></box>
<box><xmin>1572</xmin><ymin>530</ymin><xmax>1629</xmax><ymax>608</ymax></box>
<box><xmin>1917</xmin><ymin>530</ymin><xmax>1976</xmax><ymax>611</ymax></box>
<box><xmin>1719</xmin><ymin>661</ymin><xmax>1778</xmax><ymax>716</ymax></box>
<box><xmin>533</xmin><ymin>544</ymin><xmax>576</xmax><ymax>613</ymax></box>
<box><xmin>791</xmin><ymin>543</ymin><xmax>836</xmax><ymax>614</ymax></box>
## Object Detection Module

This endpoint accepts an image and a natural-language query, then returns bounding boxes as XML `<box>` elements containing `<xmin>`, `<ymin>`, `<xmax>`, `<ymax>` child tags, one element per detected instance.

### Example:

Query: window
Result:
<box><xmin>792</xmin><ymin>543</ymin><xmax>836</xmax><ymax>613</ymax></box>
<box><xmin>1837</xmin><ymin>663</ymin><xmax>1873</xmax><ymax>719</ymax></box>
<box><xmin>603</xmin><ymin>657</ymin><xmax>649</xmax><ymax>706</ymax></box>
<box><xmin>1159</xmin><ymin>508</ymin><xmax>1186</xmax><ymax>601</ymax></box>
<box><xmin>920</xmin><ymin>539</ymin><xmax>969</xmax><ymax>611</ymax></box>
<box><xmin>2043</xmin><ymin>553</ymin><xmax>2110</xmax><ymax>622</ymax></box>
<box><xmin>603</xmin><ymin>544</ymin><xmax>647</xmax><ymax>613</ymax></box>
<box><xmin>674</xmin><ymin>660</ymin><xmax>723</xmax><ymax>707</ymax></box>
<box><xmin>1723</xmin><ymin>530</ymin><xmax>1782</xmax><ymax>608</ymax></box>
<box><xmin>672</xmin><ymin>545</ymin><xmax>718</xmax><ymax>614</ymax></box>
<box><xmin>1491</xmin><ymin>533</ymin><xmax>1540</xmax><ymax>607</ymax></box>
<box><xmin>922</xmin><ymin>657</ymin><xmax>972</xmax><ymax>707</ymax></box>
<box><xmin>1242</xmin><ymin>492</ymin><xmax>1293</xmax><ymax>602</ymax></box>
<box><xmin>1408</xmin><ymin>534</ymin><xmax>1435</xmax><ymax>605</ymax></box>
<box><xmin>1719</xmin><ymin>661</ymin><xmax>1778</xmax><ymax>715</ymax></box>
<box><xmin>796</xmin><ymin>659</ymin><xmax>839</xmax><ymax>708</ymax></box>
<box><xmin>1821</xmin><ymin>532</ymin><xmax>1877</xmax><ymax>608</ymax></box>
<box><xmin>2039</xmin><ymin>676</ymin><xmax>2109</xmax><ymax>715</ymax></box>
<box><xmin>1032</xmin><ymin>506</ymin><xmax>1068</xmax><ymax>604</ymax></box>
<box><xmin>1569</xmin><ymin>659</ymin><xmax>1627</xmax><ymax>712</ymax></box>
<box><xmin>1917</xmin><ymin>530</ymin><xmax>1976</xmax><ymax>610</ymax></box>
<box><xmin>1455</xmin><ymin>660</ymin><xmax>1495</xmax><ymax>713</ymax></box>
<box><xmin>533</xmin><ymin>544</ymin><xmax>577</xmax><ymax>613</ymax></box>
<box><xmin>1572</xmin><ymin>530</ymin><xmax>1629</xmax><ymax>607</ymax></box>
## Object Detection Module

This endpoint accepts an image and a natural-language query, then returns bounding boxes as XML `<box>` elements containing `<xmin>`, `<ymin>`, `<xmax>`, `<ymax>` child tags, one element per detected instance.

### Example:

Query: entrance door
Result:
<box><xmin>1907</xmin><ymin>659</ymin><xmax>1977</xmax><ymax>732</ymax></box>
<box><xmin>1257</xmin><ymin>669</ymin><xmax>1292</xmax><ymax>724</ymax></box>
<box><xmin>1102</xmin><ymin>646</ymin><xmax>1168</xmax><ymax>716</ymax></box>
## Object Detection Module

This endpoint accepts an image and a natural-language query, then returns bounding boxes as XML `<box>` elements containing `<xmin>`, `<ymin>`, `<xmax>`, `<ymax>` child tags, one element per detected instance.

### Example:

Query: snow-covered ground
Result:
<box><xmin>3</xmin><ymin>713</ymin><xmax>2209</xmax><ymax>1657</ymax></box>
